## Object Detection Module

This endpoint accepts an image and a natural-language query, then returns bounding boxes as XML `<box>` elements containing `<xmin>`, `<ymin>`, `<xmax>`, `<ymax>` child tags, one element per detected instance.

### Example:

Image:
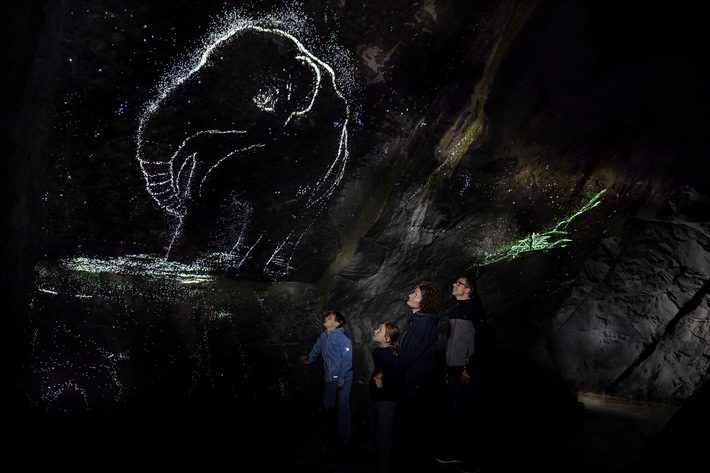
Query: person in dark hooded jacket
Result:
<box><xmin>370</xmin><ymin>321</ymin><xmax>401</xmax><ymax>473</ymax></box>
<box><xmin>390</xmin><ymin>281</ymin><xmax>442</xmax><ymax>473</ymax></box>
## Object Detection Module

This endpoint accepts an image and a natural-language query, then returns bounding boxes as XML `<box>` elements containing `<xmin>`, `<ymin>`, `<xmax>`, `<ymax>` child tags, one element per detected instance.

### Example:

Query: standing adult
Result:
<box><xmin>370</xmin><ymin>321</ymin><xmax>401</xmax><ymax>473</ymax></box>
<box><xmin>435</xmin><ymin>275</ymin><xmax>488</xmax><ymax>470</ymax></box>
<box><xmin>391</xmin><ymin>281</ymin><xmax>443</xmax><ymax>473</ymax></box>
<box><xmin>299</xmin><ymin>310</ymin><xmax>354</xmax><ymax>448</ymax></box>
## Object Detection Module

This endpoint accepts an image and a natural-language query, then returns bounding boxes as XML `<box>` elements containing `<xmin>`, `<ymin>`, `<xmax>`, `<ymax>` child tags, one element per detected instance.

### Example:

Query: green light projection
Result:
<box><xmin>35</xmin><ymin>254</ymin><xmax>222</xmax><ymax>307</ymax></box>
<box><xmin>35</xmin><ymin>189</ymin><xmax>607</xmax><ymax>299</ymax></box>
<box><xmin>473</xmin><ymin>188</ymin><xmax>607</xmax><ymax>267</ymax></box>
<box><xmin>61</xmin><ymin>254</ymin><xmax>215</xmax><ymax>285</ymax></box>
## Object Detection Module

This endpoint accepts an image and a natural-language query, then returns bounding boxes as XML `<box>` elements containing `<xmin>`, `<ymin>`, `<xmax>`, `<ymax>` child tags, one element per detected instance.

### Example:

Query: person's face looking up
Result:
<box><xmin>452</xmin><ymin>278</ymin><xmax>470</xmax><ymax>298</ymax></box>
<box><xmin>373</xmin><ymin>323</ymin><xmax>389</xmax><ymax>344</ymax></box>
<box><xmin>407</xmin><ymin>286</ymin><xmax>423</xmax><ymax>312</ymax></box>
<box><xmin>323</xmin><ymin>313</ymin><xmax>339</xmax><ymax>330</ymax></box>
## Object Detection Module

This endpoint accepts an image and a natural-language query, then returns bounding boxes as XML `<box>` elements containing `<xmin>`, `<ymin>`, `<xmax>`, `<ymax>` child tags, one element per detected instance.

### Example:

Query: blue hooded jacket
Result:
<box><xmin>307</xmin><ymin>326</ymin><xmax>353</xmax><ymax>383</ymax></box>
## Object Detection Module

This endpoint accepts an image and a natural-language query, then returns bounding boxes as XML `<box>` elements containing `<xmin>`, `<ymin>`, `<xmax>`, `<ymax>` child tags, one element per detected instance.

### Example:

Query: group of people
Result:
<box><xmin>299</xmin><ymin>275</ymin><xmax>488</xmax><ymax>473</ymax></box>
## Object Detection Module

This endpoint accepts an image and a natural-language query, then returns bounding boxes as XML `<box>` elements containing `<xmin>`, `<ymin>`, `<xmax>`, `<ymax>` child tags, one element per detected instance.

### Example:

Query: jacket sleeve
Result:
<box><xmin>307</xmin><ymin>333</ymin><xmax>324</xmax><ymax>364</ymax></box>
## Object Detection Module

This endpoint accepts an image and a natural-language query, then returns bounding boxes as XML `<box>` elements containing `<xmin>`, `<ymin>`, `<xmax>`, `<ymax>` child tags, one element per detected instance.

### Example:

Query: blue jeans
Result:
<box><xmin>323</xmin><ymin>379</ymin><xmax>352</xmax><ymax>442</ymax></box>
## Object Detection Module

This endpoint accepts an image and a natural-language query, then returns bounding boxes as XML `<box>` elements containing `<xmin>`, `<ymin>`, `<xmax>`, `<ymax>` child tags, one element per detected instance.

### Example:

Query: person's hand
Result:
<box><xmin>298</xmin><ymin>355</ymin><xmax>309</xmax><ymax>365</ymax></box>
<box><xmin>336</xmin><ymin>383</ymin><xmax>344</xmax><ymax>391</ymax></box>
<box><xmin>461</xmin><ymin>367</ymin><xmax>470</xmax><ymax>384</ymax></box>
<box><xmin>373</xmin><ymin>372</ymin><xmax>383</xmax><ymax>388</ymax></box>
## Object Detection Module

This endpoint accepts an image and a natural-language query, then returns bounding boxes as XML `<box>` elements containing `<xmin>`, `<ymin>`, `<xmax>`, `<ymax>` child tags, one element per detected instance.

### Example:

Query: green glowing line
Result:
<box><xmin>60</xmin><ymin>254</ymin><xmax>214</xmax><ymax>285</ymax></box>
<box><xmin>473</xmin><ymin>188</ymin><xmax>606</xmax><ymax>267</ymax></box>
<box><xmin>551</xmin><ymin>188</ymin><xmax>606</xmax><ymax>232</ymax></box>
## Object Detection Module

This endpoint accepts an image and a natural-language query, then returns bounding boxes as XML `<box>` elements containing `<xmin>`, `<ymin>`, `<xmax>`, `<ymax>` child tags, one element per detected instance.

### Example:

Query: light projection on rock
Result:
<box><xmin>136</xmin><ymin>7</ymin><xmax>354</xmax><ymax>281</ymax></box>
<box><xmin>28</xmin><ymin>3</ymin><xmax>359</xmax><ymax>417</ymax></box>
<box><xmin>28</xmin><ymin>1</ymin><xmax>614</xmax><ymax>420</ymax></box>
<box><xmin>475</xmin><ymin>189</ymin><xmax>607</xmax><ymax>266</ymax></box>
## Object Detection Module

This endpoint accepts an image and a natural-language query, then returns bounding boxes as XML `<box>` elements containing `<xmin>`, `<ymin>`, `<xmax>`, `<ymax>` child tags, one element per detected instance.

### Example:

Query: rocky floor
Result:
<box><xmin>12</xmin><ymin>392</ymin><xmax>677</xmax><ymax>473</ymax></box>
<box><xmin>235</xmin><ymin>393</ymin><xmax>678</xmax><ymax>473</ymax></box>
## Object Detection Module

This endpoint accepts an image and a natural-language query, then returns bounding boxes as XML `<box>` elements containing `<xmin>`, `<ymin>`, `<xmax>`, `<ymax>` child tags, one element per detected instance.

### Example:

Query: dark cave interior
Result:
<box><xmin>3</xmin><ymin>1</ymin><xmax>709</xmax><ymax>472</ymax></box>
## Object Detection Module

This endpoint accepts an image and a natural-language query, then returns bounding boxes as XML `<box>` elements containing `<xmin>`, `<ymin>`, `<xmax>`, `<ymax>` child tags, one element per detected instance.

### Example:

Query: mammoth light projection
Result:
<box><xmin>32</xmin><ymin>2</ymin><xmax>362</xmax><ymax>416</ymax></box>
<box><xmin>137</xmin><ymin>9</ymin><xmax>354</xmax><ymax>280</ymax></box>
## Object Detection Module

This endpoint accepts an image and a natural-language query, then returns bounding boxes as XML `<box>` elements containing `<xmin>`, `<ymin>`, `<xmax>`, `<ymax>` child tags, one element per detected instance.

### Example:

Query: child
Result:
<box><xmin>370</xmin><ymin>321</ymin><xmax>401</xmax><ymax>473</ymax></box>
<box><xmin>299</xmin><ymin>310</ymin><xmax>354</xmax><ymax>447</ymax></box>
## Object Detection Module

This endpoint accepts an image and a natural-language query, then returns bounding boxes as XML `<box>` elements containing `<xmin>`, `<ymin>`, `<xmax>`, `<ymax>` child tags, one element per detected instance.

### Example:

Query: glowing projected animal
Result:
<box><xmin>136</xmin><ymin>22</ymin><xmax>350</xmax><ymax>280</ymax></box>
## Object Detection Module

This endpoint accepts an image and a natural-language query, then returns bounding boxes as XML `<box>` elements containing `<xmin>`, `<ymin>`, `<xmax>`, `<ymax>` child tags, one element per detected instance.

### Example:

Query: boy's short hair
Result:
<box><xmin>329</xmin><ymin>310</ymin><xmax>346</xmax><ymax>327</ymax></box>
<box><xmin>459</xmin><ymin>275</ymin><xmax>476</xmax><ymax>291</ymax></box>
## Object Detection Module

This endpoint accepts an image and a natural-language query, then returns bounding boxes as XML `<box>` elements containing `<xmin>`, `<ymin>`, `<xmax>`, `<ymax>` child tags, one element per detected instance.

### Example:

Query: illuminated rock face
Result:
<box><xmin>4</xmin><ymin>0</ymin><xmax>710</xmax><ymax>468</ymax></box>
<box><xmin>549</xmin><ymin>207</ymin><xmax>710</xmax><ymax>404</ymax></box>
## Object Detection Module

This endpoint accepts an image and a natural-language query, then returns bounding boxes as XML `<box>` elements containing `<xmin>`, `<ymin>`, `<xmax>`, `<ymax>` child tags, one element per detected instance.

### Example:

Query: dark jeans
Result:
<box><xmin>391</xmin><ymin>386</ymin><xmax>437</xmax><ymax>473</ymax></box>
<box><xmin>445</xmin><ymin>366</ymin><xmax>482</xmax><ymax>460</ymax></box>
<box><xmin>373</xmin><ymin>400</ymin><xmax>396</xmax><ymax>473</ymax></box>
<box><xmin>447</xmin><ymin>366</ymin><xmax>481</xmax><ymax>416</ymax></box>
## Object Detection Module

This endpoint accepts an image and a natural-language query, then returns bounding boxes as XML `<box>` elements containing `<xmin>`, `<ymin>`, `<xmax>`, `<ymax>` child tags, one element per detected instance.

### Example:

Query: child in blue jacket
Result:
<box><xmin>299</xmin><ymin>310</ymin><xmax>354</xmax><ymax>446</ymax></box>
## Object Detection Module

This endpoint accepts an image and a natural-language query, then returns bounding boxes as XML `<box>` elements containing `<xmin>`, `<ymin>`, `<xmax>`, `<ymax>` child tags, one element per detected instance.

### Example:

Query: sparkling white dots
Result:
<box><xmin>134</xmin><ymin>4</ymin><xmax>356</xmax><ymax>279</ymax></box>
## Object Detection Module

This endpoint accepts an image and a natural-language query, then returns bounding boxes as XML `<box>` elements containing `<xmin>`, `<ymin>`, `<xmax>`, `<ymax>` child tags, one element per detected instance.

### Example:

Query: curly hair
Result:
<box><xmin>417</xmin><ymin>282</ymin><xmax>442</xmax><ymax>313</ymax></box>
